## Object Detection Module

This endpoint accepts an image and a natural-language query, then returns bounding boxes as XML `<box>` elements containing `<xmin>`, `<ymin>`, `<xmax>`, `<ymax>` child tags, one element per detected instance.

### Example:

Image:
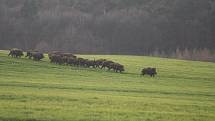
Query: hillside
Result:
<box><xmin>0</xmin><ymin>50</ymin><xmax>215</xmax><ymax>121</ymax></box>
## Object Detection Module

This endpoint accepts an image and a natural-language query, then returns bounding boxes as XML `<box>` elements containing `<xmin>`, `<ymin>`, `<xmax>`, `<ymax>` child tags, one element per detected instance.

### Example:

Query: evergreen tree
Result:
<box><xmin>21</xmin><ymin>0</ymin><xmax>38</xmax><ymax>20</ymax></box>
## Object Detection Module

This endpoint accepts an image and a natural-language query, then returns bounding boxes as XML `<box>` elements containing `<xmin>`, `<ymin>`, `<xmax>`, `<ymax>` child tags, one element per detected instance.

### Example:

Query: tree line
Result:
<box><xmin>0</xmin><ymin>0</ymin><xmax>215</xmax><ymax>62</ymax></box>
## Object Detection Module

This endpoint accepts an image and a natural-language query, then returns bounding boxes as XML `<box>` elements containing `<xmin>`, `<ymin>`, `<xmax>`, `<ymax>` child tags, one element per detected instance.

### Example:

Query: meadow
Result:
<box><xmin>0</xmin><ymin>50</ymin><xmax>215</xmax><ymax>121</ymax></box>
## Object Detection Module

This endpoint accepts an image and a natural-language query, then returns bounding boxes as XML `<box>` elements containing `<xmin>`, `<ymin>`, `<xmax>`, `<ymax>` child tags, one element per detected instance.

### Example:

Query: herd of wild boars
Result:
<box><xmin>8</xmin><ymin>48</ymin><xmax>157</xmax><ymax>76</ymax></box>
<box><xmin>48</xmin><ymin>51</ymin><xmax>125</xmax><ymax>73</ymax></box>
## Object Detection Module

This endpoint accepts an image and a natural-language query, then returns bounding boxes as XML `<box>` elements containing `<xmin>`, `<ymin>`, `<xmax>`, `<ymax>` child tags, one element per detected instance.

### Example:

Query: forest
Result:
<box><xmin>0</xmin><ymin>0</ymin><xmax>215</xmax><ymax>61</ymax></box>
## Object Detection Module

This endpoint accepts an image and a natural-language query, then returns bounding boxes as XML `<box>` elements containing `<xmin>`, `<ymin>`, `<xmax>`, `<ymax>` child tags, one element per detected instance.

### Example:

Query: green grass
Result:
<box><xmin>0</xmin><ymin>50</ymin><xmax>215</xmax><ymax>121</ymax></box>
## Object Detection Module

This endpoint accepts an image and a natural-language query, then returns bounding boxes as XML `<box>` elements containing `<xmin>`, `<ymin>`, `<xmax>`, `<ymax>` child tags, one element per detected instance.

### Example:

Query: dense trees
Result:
<box><xmin>0</xmin><ymin>0</ymin><xmax>214</xmax><ymax>61</ymax></box>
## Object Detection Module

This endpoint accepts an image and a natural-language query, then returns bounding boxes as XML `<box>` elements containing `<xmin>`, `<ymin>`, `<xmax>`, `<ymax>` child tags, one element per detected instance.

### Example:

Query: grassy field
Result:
<box><xmin>0</xmin><ymin>50</ymin><xmax>215</xmax><ymax>121</ymax></box>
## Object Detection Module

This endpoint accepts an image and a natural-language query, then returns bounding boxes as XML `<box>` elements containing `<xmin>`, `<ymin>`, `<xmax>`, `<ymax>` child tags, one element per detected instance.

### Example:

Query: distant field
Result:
<box><xmin>0</xmin><ymin>50</ymin><xmax>215</xmax><ymax>121</ymax></box>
